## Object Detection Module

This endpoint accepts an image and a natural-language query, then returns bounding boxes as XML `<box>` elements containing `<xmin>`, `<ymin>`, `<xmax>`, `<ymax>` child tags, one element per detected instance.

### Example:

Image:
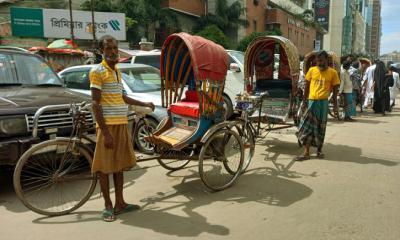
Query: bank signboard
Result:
<box><xmin>11</xmin><ymin>7</ymin><xmax>126</xmax><ymax>40</ymax></box>
<box><xmin>314</xmin><ymin>0</ymin><xmax>330</xmax><ymax>32</ymax></box>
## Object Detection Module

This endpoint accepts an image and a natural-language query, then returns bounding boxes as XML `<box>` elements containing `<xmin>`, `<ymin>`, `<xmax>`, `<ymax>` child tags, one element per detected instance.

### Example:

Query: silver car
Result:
<box><xmin>58</xmin><ymin>63</ymin><xmax>167</xmax><ymax>154</ymax></box>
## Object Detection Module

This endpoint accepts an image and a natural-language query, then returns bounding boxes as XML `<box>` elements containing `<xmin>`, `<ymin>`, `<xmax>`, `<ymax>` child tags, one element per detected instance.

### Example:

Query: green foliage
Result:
<box><xmin>81</xmin><ymin>0</ymin><xmax>179</xmax><ymax>43</ymax></box>
<box><xmin>195</xmin><ymin>0</ymin><xmax>247</xmax><ymax>34</ymax></box>
<box><xmin>19</xmin><ymin>0</ymin><xmax>67</xmax><ymax>9</ymax></box>
<box><xmin>80</xmin><ymin>0</ymin><xmax>117</xmax><ymax>12</ymax></box>
<box><xmin>236</xmin><ymin>29</ymin><xmax>282</xmax><ymax>52</ymax></box>
<box><xmin>196</xmin><ymin>25</ymin><xmax>231</xmax><ymax>49</ymax></box>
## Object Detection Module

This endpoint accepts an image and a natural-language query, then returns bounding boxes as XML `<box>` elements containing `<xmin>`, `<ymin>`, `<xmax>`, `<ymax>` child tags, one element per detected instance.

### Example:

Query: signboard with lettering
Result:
<box><xmin>314</xmin><ymin>0</ymin><xmax>330</xmax><ymax>32</ymax></box>
<box><xmin>11</xmin><ymin>7</ymin><xmax>126</xmax><ymax>40</ymax></box>
<box><xmin>11</xmin><ymin>8</ymin><xmax>44</xmax><ymax>37</ymax></box>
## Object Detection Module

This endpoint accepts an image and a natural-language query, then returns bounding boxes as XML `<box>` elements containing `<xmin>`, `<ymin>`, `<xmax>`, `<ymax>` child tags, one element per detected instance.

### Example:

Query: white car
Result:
<box><xmin>58</xmin><ymin>63</ymin><xmax>168</xmax><ymax>154</ymax></box>
<box><xmin>130</xmin><ymin>49</ymin><xmax>246</xmax><ymax>118</ymax></box>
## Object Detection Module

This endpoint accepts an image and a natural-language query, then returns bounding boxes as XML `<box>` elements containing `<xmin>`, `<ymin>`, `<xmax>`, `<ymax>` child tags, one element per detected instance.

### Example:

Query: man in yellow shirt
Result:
<box><xmin>90</xmin><ymin>35</ymin><xmax>155</xmax><ymax>221</ymax></box>
<box><xmin>296</xmin><ymin>51</ymin><xmax>340</xmax><ymax>161</ymax></box>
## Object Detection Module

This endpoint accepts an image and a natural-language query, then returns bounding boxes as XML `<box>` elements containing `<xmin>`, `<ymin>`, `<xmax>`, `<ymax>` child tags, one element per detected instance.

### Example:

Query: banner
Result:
<box><xmin>11</xmin><ymin>7</ymin><xmax>126</xmax><ymax>40</ymax></box>
<box><xmin>314</xmin><ymin>0</ymin><xmax>330</xmax><ymax>32</ymax></box>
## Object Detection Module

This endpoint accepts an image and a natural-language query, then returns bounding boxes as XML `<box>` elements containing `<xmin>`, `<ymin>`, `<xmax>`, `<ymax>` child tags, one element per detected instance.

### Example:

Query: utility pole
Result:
<box><xmin>68</xmin><ymin>0</ymin><xmax>75</xmax><ymax>42</ymax></box>
<box><xmin>91</xmin><ymin>0</ymin><xmax>96</xmax><ymax>49</ymax></box>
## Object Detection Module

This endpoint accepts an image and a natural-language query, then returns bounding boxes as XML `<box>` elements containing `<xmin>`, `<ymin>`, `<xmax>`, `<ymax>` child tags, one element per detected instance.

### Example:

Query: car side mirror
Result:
<box><xmin>229</xmin><ymin>63</ymin><xmax>241</xmax><ymax>73</ymax></box>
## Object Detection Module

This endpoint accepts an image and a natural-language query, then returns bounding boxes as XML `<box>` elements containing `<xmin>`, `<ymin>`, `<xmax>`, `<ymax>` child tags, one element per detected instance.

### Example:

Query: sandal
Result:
<box><xmin>114</xmin><ymin>204</ymin><xmax>140</xmax><ymax>215</ymax></box>
<box><xmin>316</xmin><ymin>152</ymin><xmax>325</xmax><ymax>159</ymax></box>
<box><xmin>102</xmin><ymin>209</ymin><xmax>116</xmax><ymax>222</ymax></box>
<box><xmin>294</xmin><ymin>155</ymin><xmax>310</xmax><ymax>161</ymax></box>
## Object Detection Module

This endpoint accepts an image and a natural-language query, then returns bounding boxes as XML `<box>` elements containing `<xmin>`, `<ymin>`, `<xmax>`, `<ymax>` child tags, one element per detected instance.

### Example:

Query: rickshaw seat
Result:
<box><xmin>169</xmin><ymin>90</ymin><xmax>200</xmax><ymax>118</ymax></box>
<box><xmin>255</xmin><ymin>79</ymin><xmax>292</xmax><ymax>98</ymax></box>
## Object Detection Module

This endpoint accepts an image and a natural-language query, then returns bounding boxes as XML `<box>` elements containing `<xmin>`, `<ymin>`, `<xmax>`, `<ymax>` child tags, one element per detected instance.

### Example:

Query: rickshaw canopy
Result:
<box><xmin>160</xmin><ymin>32</ymin><xmax>228</xmax><ymax>83</ymax></box>
<box><xmin>244</xmin><ymin>36</ymin><xmax>300</xmax><ymax>80</ymax></box>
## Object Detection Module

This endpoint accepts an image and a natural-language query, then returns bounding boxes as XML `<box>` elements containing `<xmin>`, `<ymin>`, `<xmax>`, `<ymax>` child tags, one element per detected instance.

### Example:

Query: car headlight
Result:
<box><xmin>0</xmin><ymin>116</ymin><xmax>27</xmax><ymax>135</ymax></box>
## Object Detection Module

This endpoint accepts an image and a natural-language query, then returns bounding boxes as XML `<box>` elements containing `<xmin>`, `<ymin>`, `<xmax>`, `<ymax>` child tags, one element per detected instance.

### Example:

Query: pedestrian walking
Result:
<box><xmin>363</xmin><ymin>60</ymin><xmax>377</xmax><ymax>109</ymax></box>
<box><xmin>349</xmin><ymin>61</ymin><xmax>363</xmax><ymax>112</ymax></box>
<box><xmin>339</xmin><ymin>61</ymin><xmax>356</xmax><ymax>121</ymax></box>
<box><xmin>389</xmin><ymin>66</ymin><xmax>400</xmax><ymax>108</ymax></box>
<box><xmin>372</xmin><ymin>61</ymin><xmax>390</xmax><ymax>115</ymax></box>
<box><xmin>296</xmin><ymin>51</ymin><xmax>340</xmax><ymax>161</ymax></box>
<box><xmin>90</xmin><ymin>35</ymin><xmax>155</xmax><ymax>222</ymax></box>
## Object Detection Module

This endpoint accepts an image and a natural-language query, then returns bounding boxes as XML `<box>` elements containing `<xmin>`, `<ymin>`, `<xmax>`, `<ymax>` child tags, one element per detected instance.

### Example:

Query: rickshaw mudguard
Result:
<box><xmin>200</xmin><ymin>121</ymin><xmax>237</xmax><ymax>144</ymax></box>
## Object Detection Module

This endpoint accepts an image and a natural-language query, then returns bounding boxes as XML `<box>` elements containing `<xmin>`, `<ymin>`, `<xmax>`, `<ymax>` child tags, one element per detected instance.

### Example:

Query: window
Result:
<box><xmin>63</xmin><ymin>70</ymin><xmax>90</xmax><ymax>90</ymax></box>
<box><xmin>121</xmin><ymin>67</ymin><xmax>161</xmax><ymax>93</ymax></box>
<box><xmin>253</xmin><ymin>20</ymin><xmax>257</xmax><ymax>32</ymax></box>
<box><xmin>0</xmin><ymin>53</ymin><xmax>62</xmax><ymax>86</ymax></box>
<box><xmin>133</xmin><ymin>55</ymin><xmax>161</xmax><ymax>69</ymax></box>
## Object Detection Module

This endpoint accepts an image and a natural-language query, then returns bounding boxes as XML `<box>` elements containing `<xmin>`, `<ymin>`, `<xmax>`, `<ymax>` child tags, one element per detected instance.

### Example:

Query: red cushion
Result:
<box><xmin>185</xmin><ymin>90</ymin><xmax>198</xmax><ymax>102</ymax></box>
<box><xmin>170</xmin><ymin>101</ymin><xmax>199</xmax><ymax>118</ymax></box>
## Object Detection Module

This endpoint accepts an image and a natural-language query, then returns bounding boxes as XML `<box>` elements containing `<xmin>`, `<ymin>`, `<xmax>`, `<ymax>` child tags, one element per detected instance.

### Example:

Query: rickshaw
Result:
<box><xmin>235</xmin><ymin>36</ymin><xmax>301</xmax><ymax>138</ymax></box>
<box><xmin>12</xmin><ymin>33</ymin><xmax>246</xmax><ymax>216</ymax></box>
<box><xmin>145</xmin><ymin>33</ymin><xmax>245</xmax><ymax>191</ymax></box>
<box><xmin>303</xmin><ymin>51</ymin><xmax>344</xmax><ymax>120</ymax></box>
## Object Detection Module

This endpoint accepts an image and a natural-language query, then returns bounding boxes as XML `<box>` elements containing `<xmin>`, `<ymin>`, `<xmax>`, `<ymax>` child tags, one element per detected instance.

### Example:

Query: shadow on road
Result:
<box><xmin>115</xmin><ymin>166</ymin><xmax>312</xmax><ymax>237</ymax></box>
<box><xmin>0</xmin><ymin>165</ymin><xmax>147</xmax><ymax>214</ymax></box>
<box><xmin>13</xmin><ymin>161</ymin><xmax>313</xmax><ymax>238</ymax></box>
<box><xmin>260</xmin><ymin>138</ymin><xmax>398</xmax><ymax>166</ymax></box>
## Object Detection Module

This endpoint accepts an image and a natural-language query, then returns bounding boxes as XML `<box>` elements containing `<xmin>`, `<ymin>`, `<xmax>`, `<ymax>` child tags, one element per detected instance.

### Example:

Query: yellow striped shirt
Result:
<box><xmin>90</xmin><ymin>60</ymin><xmax>128</xmax><ymax>125</ymax></box>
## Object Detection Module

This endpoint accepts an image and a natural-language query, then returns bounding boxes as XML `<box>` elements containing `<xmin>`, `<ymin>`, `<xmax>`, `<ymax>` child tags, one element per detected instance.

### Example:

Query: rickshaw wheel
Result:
<box><xmin>199</xmin><ymin>129</ymin><xmax>244</xmax><ymax>191</ymax></box>
<box><xmin>157</xmin><ymin>158</ymin><xmax>191</xmax><ymax>171</ymax></box>
<box><xmin>232</xmin><ymin>122</ymin><xmax>255</xmax><ymax>174</ymax></box>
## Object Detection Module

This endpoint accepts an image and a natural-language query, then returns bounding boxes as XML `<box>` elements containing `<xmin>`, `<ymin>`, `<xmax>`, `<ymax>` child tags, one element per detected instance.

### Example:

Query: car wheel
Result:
<box><xmin>134</xmin><ymin>118</ymin><xmax>158</xmax><ymax>154</ymax></box>
<box><xmin>223</xmin><ymin>95</ymin><xmax>233</xmax><ymax>119</ymax></box>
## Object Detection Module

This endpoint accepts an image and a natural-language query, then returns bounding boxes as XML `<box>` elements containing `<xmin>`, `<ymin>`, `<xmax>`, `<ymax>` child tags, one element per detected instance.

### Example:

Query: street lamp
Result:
<box><xmin>68</xmin><ymin>0</ymin><xmax>74</xmax><ymax>42</ymax></box>
<box><xmin>91</xmin><ymin>0</ymin><xmax>96</xmax><ymax>48</ymax></box>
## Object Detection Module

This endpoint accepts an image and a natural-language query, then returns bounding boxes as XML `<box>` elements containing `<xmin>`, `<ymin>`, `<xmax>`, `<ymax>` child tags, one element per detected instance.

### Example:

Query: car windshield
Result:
<box><xmin>134</xmin><ymin>55</ymin><xmax>161</xmax><ymax>69</ymax></box>
<box><xmin>229</xmin><ymin>51</ymin><xmax>244</xmax><ymax>65</ymax></box>
<box><xmin>120</xmin><ymin>67</ymin><xmax>161</xmax><ymax>93</ymax></box>
<box><xmin>0</xmin><ymin>53</ymin><xmax>62</xmax><ymax>86</ymax></box>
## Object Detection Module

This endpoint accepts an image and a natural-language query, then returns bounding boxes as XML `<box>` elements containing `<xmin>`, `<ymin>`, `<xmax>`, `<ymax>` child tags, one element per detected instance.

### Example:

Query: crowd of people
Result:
<box><xmin>296</xmin><ymin>51</ymin><xmax>400</xmax><ymax>161</ymax></box>
<box><xmin>345</xmin><ymin>58</ymin><xmax>400</xmax><ymax>117</ymax></box>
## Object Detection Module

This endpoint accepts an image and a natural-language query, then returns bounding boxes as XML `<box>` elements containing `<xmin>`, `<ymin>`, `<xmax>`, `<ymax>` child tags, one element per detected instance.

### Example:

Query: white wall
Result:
<box><xmin>323</xmin><ymin>0</ymin><xmax>345</xmax><ymax>55</ymax></box>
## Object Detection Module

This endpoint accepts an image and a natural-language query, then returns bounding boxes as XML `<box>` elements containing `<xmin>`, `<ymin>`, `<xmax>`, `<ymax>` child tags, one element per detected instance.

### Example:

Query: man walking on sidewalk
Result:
<box><xmin>340</xmin><ymin>61</ymin><xmax>356</xmax><ymax>121</ymax></box>
<box><xmin>296</xmin><ymin>51</ymin><xmax>340</xmax><ymax>161</ymax></box>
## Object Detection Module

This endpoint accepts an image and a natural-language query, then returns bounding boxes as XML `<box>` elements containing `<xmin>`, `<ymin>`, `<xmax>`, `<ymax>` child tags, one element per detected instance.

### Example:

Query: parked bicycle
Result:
<box><xmin>13</xmin><ymin>102</ymin><xmax>157</xmax><ymax>216</ymax></box>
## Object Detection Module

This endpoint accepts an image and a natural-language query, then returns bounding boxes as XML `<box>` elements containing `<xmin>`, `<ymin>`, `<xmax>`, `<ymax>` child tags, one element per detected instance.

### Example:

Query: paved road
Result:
<box><xmin>1</xmin><ymin>107</ymin><xmax>399</xmax><ymax>240</ymax></box>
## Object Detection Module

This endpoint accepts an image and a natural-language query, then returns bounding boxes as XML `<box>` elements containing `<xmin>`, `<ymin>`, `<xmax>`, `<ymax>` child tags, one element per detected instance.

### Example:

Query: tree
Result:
<box><xmin>19</xmin><ymin>0</ymin><xmax>67</xmax><ymax>9</ymax></box>
<box><xmin>82</xmin><ymin>0</ymin><xmax>179</xmax><ymax>44</ymax></box>
<box><xmin>196</xmin><ymin>25</ymin><xmax>231</xmax><ymax>49</ymax></box>
<box><xmin>236</xmin><ymin>29</ymin><xmax>282</xmax><ymax>52</ymax></box>
<box><xmin>195</xmin><ymin>0</ymin><xmax>247</xmax><ymax>34</ymax></box>
<box><xmin>81</xmin><ymin>0</ymin><xmax>118</xmax><ymax>12</ymax></box>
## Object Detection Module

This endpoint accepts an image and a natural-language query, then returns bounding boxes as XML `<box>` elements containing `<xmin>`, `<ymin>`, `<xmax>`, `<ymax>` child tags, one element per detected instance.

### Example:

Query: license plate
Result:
<box><xmin>45</xmin><ymin>128</ymin><xmax>58</xmax><ymax>134</ymax></box>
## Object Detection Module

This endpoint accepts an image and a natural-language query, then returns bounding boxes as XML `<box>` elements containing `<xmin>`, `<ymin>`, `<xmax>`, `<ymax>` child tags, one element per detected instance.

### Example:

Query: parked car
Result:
<box><xmin>130</xmin><ymin>50</ymin><xmax>246</xmax><ymax>118</ymax></box>
<box><xmin>0</xmin><ymin>49</ymin><xmax>93</xmax><ymax>166</ymax></box>
<box><xmin>130</xmin><ymin>50</ymin><xmax>161</xmax><ymax>69</ymax></box>
<box><xmin>58</xmin><ymin>63</ymin><xmax>168</xmax><ymax>154</ymax></box>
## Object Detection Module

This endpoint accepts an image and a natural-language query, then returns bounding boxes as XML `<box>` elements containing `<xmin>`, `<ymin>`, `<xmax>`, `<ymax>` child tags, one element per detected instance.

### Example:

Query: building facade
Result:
<box><xmin>341</xmin><ymin>0</ymin><xmax>354</xmax><ymax>56</ymax></box>
<box><xmin>370</xmin><ymin>0</ymin><xmax>381</xmax><ymax>58</ymax></box>
<box><xmin>321</xmin><ymin>0</ymin><xmax>346</xmax><ymax>55</ymax></box>
<box><xmin>266</xmin><ymin>6</ymin><xmax>317</xmax><ymax>56</ymax></box>
<box><xmin>352</xmin><ymin>2</ymin><xmax>366</xmax><ymax>54</ymax></box>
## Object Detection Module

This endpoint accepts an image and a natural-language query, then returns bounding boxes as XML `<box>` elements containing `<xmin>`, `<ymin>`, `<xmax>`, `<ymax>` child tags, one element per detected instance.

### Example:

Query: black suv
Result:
<box><xmin>0</xmin><ymin>49</ymin><xmax>92</xmax><ymax>166</ymax></box>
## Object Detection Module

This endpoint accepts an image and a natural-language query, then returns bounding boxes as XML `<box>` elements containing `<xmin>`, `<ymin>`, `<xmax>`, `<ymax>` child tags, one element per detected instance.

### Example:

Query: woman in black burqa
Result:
<box><xmin>373</xmin><ymin>61</ymin><xmax>391</xmax><ymax>115</ymax></box>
